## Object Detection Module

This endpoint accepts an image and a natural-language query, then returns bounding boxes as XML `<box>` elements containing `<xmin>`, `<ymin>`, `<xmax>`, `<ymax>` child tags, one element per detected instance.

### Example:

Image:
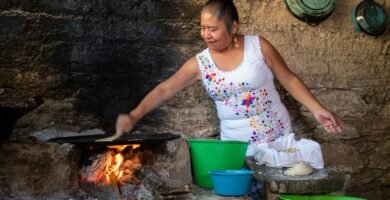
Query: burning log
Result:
<box><xmin>107</xmin><ymin>172</ymin><xmax>122</xmax><ymax>200</ymax></box>
<box><xmin>119</xmin><ymin>159</ymin><xmax>142</xmax><ymax>184</ymax></box>
<box><xmin>79</xmin><ymin>144</ymin><xmax>142</xmax><ymax>184</ymax></box>
<box><xmin>79</xmin><ymin>144</ymin><xmax>144</xmax><ymax>200</ymax></box>
<box><xmin>79</xmin><ymin>151</ymin><xmax>111</xmax><ymax>183</ymax></box>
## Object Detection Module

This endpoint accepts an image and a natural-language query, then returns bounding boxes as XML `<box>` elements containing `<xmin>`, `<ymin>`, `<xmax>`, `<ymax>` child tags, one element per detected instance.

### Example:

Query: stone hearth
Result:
<box><xmin>0</xmin><ymin>129</ymin><xmax>252</xmax><ymax>200</ymax></box>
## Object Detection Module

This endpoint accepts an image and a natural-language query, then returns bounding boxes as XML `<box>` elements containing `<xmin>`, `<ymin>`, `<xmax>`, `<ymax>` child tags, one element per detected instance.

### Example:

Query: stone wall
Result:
<box><xmin>0</xmin><ymin>0</ymin><xmax>389</xmax><ymax>199</ymax></box>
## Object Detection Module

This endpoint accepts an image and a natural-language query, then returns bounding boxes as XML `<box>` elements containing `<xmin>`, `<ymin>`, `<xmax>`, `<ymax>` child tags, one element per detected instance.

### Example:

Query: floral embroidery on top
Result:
<box><xmin>241</xmin><ymin>93</ymin><xmax>255</xmax><ymax>108</ymax></box>
<box><xmin>198</xmin><ymin>54</ymin><xmax>240</xmax><ymax>100</ymax></box>
<box><xmin>197</xmin><ymin>50</ymin><xmax>285</xmax><ymax>145</ymax></box>
<box><xmin>226</xmin><ymin>88</ymin><xmax>270</xmax><ymax>118</ymax></box>
<box><xmin>206</xmin><ymin>73</ymin><xmax>216</xmax><ymax>82</ymax></box>
<box><xmin>249</xmin><ymin>113</ymin><xmax>285</xmax><ymax>144</ymax></box>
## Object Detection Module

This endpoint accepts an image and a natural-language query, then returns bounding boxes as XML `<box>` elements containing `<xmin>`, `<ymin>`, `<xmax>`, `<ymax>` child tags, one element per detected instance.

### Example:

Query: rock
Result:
<box><xmin>152</xmin><ymin>138</ymin><xmax>193</xmax><ymax>188</ymax></box>
<box><xmin>368</xmin><ymin>140</ymin><xmax>390</xmax><ymax>170</ymax></box>
<box><xmin>12</xmin><ymin>98</ymin><xmax>99</xmax><ymax>140</ymax></box>
<box><xmin>313</xmin><ymin>90</ymin><xmax>369</xmax><ymax>119</ymax></box>
<box><xmin>0</xmin><ymin>142</ymin><xmax>81</xmax><ymax>199</ymax></box>
<box><xmin>350</xmin><ymin>169</ymin><xmax>383</xmax><ymax>187</ymax></box>
<box><xmin>322</xmin><ymin>143</ymin><xmax>364</xmax><ymax>174</ymax></box>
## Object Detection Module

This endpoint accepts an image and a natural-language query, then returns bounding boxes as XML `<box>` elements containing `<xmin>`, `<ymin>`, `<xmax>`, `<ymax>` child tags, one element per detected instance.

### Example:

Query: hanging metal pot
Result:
<box><xmin>352</xmin><ymin>0</ymin><xmax>387</xmax><ymax>36</ymax></box>
<box><xmin>284</xmin><ymin>0</ymin><xmax>336</xmax><ymax>25</ymax></box>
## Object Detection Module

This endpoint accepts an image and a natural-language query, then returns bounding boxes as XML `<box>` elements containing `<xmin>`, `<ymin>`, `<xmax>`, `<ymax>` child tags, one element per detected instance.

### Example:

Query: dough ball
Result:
<box><xmin>284</xmin><ymin>162</ymin><xmax>313</xmax><ymax>176</ymax></box>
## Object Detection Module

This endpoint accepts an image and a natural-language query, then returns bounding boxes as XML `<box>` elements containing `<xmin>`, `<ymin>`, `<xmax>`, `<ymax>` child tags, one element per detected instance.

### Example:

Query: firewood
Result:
<box><xmin>79</xmin><ymin>151</ymin><xmax>111</xmax><ymax>183</ymax></box>
<box><xmin>108</xmin><ymin>173</ymin><xmax>122</xmax><ymax>200</ymax></box>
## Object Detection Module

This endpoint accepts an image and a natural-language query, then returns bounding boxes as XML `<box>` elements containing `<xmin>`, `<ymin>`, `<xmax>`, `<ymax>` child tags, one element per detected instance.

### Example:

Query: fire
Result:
<box><xmin>79</xmin><ymin>144</ymin><xmax>143</xmax><ymax>186</ymax></box>
<box><xmin>104</xmin><ymin>144</ymin><xmax>141</xmax><ymax>184</ymax></box>
<box><xmin>105</xmin><ymin>151</ymin><xmax>124</xmax><ymax>181</ymax></box>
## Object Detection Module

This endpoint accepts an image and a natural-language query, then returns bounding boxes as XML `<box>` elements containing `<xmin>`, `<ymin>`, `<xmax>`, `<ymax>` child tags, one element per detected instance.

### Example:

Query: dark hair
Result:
<box><xmin>202</xmin><ymin>0</ymin><xmax>239</xmax><ymax>33</ymax></box>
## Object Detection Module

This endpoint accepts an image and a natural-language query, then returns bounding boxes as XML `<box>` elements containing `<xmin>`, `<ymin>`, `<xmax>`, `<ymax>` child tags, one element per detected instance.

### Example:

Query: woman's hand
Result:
<box><xmin>313</xmin><ymin>109</ymin><xmax>346</xmax><ymax>133</ymax></box>
<box><xmin>116</xmin><ymin>113</ymin><xmax>137</xmax><ymax>134</ymax></box>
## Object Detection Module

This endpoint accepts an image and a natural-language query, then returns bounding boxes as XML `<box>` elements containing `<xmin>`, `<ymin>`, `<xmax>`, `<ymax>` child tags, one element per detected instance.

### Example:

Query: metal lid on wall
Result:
<box><xmin>353</xmin><ymin>0</ymin><xmax>387</xmax><ymax>36</ymax></box>
<box><xmin>297</xmin><ymin>0</ymin><xmax>335</xmax><ymax>16</ymax></box>
<box><xmin>285</xmin><ymin>0</ymin><xmax>336</xmax><ymax>25</ymax></box>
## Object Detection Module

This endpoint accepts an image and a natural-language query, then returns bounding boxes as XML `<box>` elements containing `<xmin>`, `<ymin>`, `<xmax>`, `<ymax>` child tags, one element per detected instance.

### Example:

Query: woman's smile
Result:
<box><xmin>200</xmin><ymin>12</ymin><xmax>233</xmax><ymax>51</ymax></box>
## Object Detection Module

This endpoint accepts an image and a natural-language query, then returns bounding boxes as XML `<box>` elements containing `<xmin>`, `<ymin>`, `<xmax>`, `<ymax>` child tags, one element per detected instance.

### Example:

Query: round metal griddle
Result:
<box><xmin>49</xmin><ymin>132</ymin><xmax>181</xmax><ymax>147</ymax></box>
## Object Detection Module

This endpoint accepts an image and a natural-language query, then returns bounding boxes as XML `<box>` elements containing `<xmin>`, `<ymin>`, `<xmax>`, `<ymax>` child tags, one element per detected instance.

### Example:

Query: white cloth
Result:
<box><xmin>254</xmin><ymin>133</ymin><xmax>324</xmax><ymax>169</ymax></box>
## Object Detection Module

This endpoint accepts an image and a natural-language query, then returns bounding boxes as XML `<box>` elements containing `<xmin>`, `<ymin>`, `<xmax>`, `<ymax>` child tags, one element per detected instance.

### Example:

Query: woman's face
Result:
<box><xmin>200</xmin><ymin>12</ymin><xmax>235</xmax><ymax>51</ymax></box>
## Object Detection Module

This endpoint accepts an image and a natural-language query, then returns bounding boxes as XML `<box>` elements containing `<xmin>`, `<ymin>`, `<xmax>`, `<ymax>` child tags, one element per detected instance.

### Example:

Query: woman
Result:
<box><xmin>116</xmin><ymin>0</ymin><xmax>344</xmax><ymax>168</ymax></box>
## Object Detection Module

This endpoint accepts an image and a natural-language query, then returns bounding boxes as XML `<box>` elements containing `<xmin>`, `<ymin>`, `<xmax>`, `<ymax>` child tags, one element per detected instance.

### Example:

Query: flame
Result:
<box><xmin>105</xmin><ymin>153</ymin><xmax>124</xmax><ymax>180</ymax></box>
<box><xmin>107</xmin><ymin>144</ymin><xmax>141</xmax><ymax>151</ymax></box>
<box><xmin>88</xmin><ymin>144</ymin><xmax>141</xmax><ymax>184</ymax></box>
<box><xmin>104</xmin><ymin>144</ymin><xmax>141</xmax><ymax>184</ymax></box>
<box><xmin>79</xmin><ymin>143</ymin><xmax>143</xmax><ymax>187</ymax></box>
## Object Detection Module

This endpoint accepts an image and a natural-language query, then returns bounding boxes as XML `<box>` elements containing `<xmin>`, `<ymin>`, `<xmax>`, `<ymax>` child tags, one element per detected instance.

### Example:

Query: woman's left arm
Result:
<box><xmin>260</xmin><ymin>37</ymin><xmax>345</xmax><ymax>133</ymax></box>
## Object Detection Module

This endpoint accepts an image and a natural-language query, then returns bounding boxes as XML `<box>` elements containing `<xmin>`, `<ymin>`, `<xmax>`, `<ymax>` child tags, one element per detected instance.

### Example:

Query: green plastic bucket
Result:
<box><xmin>279</xmin><ymin>195</ymin><xmax>367</xmax><ymax>200</ymax></box>
<box><xmin>187</xmin><ymin>139</ymin><xmax>249</xmax><ymax>188</ymax></box>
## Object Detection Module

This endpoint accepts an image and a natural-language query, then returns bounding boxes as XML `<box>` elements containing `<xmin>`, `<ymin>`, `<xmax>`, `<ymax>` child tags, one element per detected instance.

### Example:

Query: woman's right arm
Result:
<box><xmin>259</xmin><ymin>36</ymin><xmax>345</xmax><ymax>133</ymax></box>
<box><xmin>116</xmin><ymin>57</ymin><xmax>200</xmax><ymax>133</ymax></box>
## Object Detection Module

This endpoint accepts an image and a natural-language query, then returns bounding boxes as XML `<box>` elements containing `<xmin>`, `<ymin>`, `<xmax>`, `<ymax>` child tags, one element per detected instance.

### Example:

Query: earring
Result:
<box><xmin>233</xmin><ymin>34</ymin><xmax>239</xmax><ymax>48</ymax></box>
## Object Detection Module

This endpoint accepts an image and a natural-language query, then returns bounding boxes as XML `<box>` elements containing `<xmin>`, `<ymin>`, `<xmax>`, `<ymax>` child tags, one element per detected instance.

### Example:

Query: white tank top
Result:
<box><xmin>196</xmin><ymin>35</ymin><xmax>292</xmax><ymax>155</ymax></box>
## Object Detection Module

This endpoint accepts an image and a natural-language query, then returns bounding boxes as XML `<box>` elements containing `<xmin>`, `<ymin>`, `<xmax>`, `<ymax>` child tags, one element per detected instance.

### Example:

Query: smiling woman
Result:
<box><xmin>200</xmin><ymin>0</ymin><xmax>239</xmax><ymax>52</ymax></box>
<box><xmin>115</xmin><ymin>0</ymin><xmax>346</xmax><ymax>198</ymax></box>
<box><xmin>116</xmin><ymin>0</ymin><xmax>345</xmax><ymax>160</ymax></box>
<box><xmin>200</xmin><ymin>11</ymin><xmax>244</xmax><ymax>72</ymax></box>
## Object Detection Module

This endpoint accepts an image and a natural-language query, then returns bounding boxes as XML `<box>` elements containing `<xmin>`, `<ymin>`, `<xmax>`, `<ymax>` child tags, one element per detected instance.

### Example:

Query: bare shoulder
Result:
<box><xmin>179</xmin><ymin>56</ymin><xmax>201</xmax><ymax>80</ymax></box>
<box><xmin>258</xmin><ymin>36</ymin><xmax>277</xmax><ymax>56</ymax></box>
<box><xmin>182</xmin><ymin>56</ymin><xmax>198</xmax><ymax>71</ymax></box>
<box><xmin>184</xmin><ymin>56</ymin><xmax>198</xmax><ymax>66</ymax></box>
<box><xmin>257</xmin><ymin>36</ymin><xmax>288</xmax><ymax>72</ymax></box>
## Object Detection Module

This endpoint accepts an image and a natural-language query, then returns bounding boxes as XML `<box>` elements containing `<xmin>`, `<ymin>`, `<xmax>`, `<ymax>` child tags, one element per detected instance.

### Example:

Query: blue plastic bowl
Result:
<box><xmin>209</xmin><ymin>170</ymin><xmax>254</xmax><ymax>196</ymax></box>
